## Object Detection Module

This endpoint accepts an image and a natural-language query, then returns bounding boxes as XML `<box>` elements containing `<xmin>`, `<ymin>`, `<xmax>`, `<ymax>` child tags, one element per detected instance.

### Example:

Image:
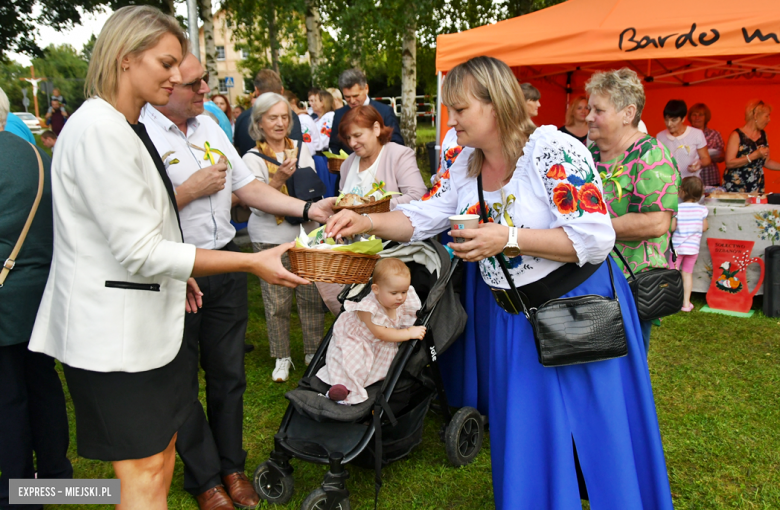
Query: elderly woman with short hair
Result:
<box><xmin>586</xmin><ymin>69</ymin><xmax>679</xmax><ymax>353</ymax></box>
<box><xmin>723</xmin><ymin>99</ymin><xmax>780</xmax><ymax>193</ymax></box>
<box><xmin>688</xmin><ymin>102</ymin><xmax>725</xmax><ymax>186</ymax></box>
<box><xmin>243</xmin><ymin>92</ymin><xmax>326</xmax><ymax>383</ymax></box>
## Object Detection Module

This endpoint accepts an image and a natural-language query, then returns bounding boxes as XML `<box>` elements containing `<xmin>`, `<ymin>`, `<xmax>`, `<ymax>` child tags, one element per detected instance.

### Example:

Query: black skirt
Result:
<box><xmin>62</xmin><ymin>339</ymin><xmax>193</xmax><ymax>461</ymax></box>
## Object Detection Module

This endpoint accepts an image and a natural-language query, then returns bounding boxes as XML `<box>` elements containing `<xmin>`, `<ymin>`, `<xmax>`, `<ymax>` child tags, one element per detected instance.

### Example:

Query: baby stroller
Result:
<box><xmin>252</xmin><ymin>239</ymin><xmax>484</xmax><ymax>509</ymax></box>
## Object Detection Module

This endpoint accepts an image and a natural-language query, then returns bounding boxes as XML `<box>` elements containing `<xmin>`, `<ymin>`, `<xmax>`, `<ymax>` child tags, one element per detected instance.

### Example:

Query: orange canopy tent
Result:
<box><xmin>434</xmin><ymin>0</ymin><xmax>780</xmax><ymax>191</ymax></box>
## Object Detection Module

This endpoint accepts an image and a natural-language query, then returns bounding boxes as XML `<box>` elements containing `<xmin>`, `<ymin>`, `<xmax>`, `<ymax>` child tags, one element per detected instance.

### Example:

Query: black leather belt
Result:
<box><xmin>491</xmin><ymin>261</ymin><xmax>602</xmax><ymax>314</ymax></box>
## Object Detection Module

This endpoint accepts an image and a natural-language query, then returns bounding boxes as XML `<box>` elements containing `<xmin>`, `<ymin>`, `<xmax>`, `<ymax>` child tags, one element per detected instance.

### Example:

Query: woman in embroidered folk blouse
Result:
<box><xmin>326</xmin><ymin>57</ymin><xmax>673</xmax><ymax>510</ymax></box>
<box><xmin>586</xmin><ymin>69</ymin><xmax>679</xmax><ymax>354</ymax></box>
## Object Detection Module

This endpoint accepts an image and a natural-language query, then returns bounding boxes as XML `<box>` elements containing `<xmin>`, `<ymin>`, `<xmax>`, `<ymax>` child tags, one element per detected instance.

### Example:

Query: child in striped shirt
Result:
<box><xmin>671</xmin><ymin>176</ymin><xmax>709</xmax><ymax>312</ymax></box>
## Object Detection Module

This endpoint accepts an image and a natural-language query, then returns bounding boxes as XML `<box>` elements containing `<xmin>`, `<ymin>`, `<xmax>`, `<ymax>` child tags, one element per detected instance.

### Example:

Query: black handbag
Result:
<box><xmin>611</xmin><ymin>248</ymin><xmax>684</xmax><ymax>321</ymax></box>
<box><xmin>250</xmin><ymin>144</ymin><xmax>326</xmax><ymax>225</ymax></box>
<box><xmin>477</xmin><ymin>175</ymin><xmax>628</xmax><ymax>367</ymax></box>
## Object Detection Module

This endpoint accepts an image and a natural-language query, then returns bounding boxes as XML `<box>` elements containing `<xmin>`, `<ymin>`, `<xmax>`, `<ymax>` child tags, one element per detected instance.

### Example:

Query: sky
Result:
<box><xmin>9</xmin><ymin>4</ymin><xmax>194</xmax><ymax>67</ymax></box>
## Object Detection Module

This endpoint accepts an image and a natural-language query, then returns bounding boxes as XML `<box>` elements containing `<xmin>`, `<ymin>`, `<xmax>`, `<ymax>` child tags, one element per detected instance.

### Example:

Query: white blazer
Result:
<box><xmin>29</xmin><ymin>98</ymin><xmax>197</xmax><ymax>373</ymax></box>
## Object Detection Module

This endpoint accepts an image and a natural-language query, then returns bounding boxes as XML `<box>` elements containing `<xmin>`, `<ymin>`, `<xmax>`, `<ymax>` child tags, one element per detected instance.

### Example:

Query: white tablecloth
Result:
<box><xmin>691</xmin><ymin>202</ymin><xmax>780</xmax><ymax>294</ymax></box>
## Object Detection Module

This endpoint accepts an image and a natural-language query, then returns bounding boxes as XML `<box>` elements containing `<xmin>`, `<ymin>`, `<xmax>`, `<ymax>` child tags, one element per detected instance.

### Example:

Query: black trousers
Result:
<box><xmin>175</xmin><ymin>248</ymin><xmax>249</xmax><ymax>496</ymax></box>
<box><xmin>0</xmin><ymin>343</ymin><xmax>73</xmax><ymax>510</ymax></box>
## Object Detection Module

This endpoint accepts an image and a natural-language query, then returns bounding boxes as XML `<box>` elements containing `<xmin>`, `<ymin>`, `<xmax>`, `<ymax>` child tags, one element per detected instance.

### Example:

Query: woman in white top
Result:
<box><xmin>656</xmin><ymin>99</ymin><xmax>711</xmax><ymax>179</ymax></box>
<box><xmin>285</xmin><ymin>89</ymin><xmax>323</xmax><ymax>155</ymax></box>
<box><xmin>313</xmin><ymin>89</ymin><xmax>336</xmax><ymax>147</ymax></box>
<box><xmin>243</xmin><ymin>93</ymin><xmax>326</xmax><ymax>382</ymax></box>
<box><xmin>325</xmin><ymin>56</ymin><xmax>673</xmax><ymax>510</ymax></box>
<box><xmin>311</xmin><ymin>90</ymin><xmax>339</xmax><ymax>197</ymax></box>
<box><xmin>27</xmin><ymin>7</ymin><xmax>327</xmax><ymax>508</ymax></box>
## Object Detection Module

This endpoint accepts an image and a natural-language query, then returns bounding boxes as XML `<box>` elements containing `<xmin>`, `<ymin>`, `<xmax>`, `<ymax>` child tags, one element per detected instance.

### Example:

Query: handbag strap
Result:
<box><xmin>610</xmin><ymin>247</ymin><xmax>637</xmax><ymax>281</ymax></box>
<box><xmin>1</xmin><ymin>142</ymin><xmax>45</xmax><ymax>288</ymax></box>
<box><xmin>250</xmin><ymin>142</ymin><xmax>302</xmax><ymax>169</ymax></box>
<box><xmin>477</xmin><ymin>174</ymin><xmax>531</xmax><ymax>317</ymax></box>
<box><xmin>477</xmin><ymin>174</ymin><xmax>618</xmax><ymax>310</ymax></box>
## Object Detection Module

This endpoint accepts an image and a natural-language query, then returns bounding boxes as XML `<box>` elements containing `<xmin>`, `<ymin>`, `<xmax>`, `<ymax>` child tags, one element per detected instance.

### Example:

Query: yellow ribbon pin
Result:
<box><xmin>203</xmin><ymin>141</ymin><xmax>232</xmax><ymax>168</ymax></box>
<box><xmin>369</xmin><ymin>181</ymin><xmax>386</xmax><ymax>196</ymax></box>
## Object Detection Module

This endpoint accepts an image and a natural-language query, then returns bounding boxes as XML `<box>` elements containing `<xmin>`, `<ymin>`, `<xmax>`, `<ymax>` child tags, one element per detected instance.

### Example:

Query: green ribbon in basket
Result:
<box><xmin>322</xmin><ymin>149</ymin><xmax>350</xmax><ymax>160</ymax></box>
<box><xmin>295</xmin><ymin>226</ymin><xmax>383</xmax><ymax>255</ymax></box>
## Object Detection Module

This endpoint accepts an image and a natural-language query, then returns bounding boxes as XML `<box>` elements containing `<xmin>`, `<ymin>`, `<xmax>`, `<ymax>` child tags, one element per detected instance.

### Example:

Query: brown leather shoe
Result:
<box><xmin>195</xmin><ymin>485</ymin><xmax>234</xmax><ymax>510</ymax></box>
<box><xmin>222</xmin><ymin>472</ymin><xmax>260</xmax><ymax>509</ymax></box>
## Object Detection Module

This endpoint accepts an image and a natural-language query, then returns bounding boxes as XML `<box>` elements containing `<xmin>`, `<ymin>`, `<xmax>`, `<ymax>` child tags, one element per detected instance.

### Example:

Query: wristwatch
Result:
<box><xmin>503</xmin><ymin>227</ymin><xmax>522</xmax><ymax>257</ymax></box>
<box><xmin>302</xmin><ymin>201</ymin><xmax>312</xmax><ymax>222</ymax></box>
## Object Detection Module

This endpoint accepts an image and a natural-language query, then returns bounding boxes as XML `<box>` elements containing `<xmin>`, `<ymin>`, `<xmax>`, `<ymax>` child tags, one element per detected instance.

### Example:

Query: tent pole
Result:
<box><xmin>436</xmin><ymin>71</ymin><xmax>443</xmax><ymax>167</ymax></box>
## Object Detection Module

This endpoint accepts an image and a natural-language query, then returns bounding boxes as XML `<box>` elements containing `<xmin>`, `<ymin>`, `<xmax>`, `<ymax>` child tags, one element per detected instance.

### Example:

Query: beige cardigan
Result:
<box><xmin>339</xmin><ymin>141</ymin><xmax>427</xmax><ymax>208</ymax></box>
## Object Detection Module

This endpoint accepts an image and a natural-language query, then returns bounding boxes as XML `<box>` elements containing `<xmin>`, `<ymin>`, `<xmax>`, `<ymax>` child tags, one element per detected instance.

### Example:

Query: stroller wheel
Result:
<box><xmin>253</xmin><ymin>461</ymin><xmax>294</xmax><ymax>505</ymax></box>
<box><xmin>300</xmin><ymin>488</ymin><xmax>351</xmax><ymax>510</ymax></box>
<box><xmin>445</xmin><ymin>406</ymin><xmax>484</xmax><ymax>467</ymax></box>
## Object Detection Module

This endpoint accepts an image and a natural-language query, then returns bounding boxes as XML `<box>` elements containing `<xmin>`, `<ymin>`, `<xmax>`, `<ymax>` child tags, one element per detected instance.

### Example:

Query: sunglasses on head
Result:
<box><xmin>180</xmin><ymin>73</ymin><xmax>209</xmax><ymax>93</ymax></box>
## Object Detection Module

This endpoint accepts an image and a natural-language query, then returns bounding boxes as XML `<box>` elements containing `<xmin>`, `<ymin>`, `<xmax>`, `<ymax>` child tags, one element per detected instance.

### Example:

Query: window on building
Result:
<box><xmin>219</xmin><ymin>78</ymin><xmax>228</xmax><ymax>93</ymax></box>
<box><xmin>216</xmin><ymin>46</ymin><xmax>226</xmax><ymax>61</ymax></box>
<box><xmin>244</xmin><ymin>78</ymin><xmax>254</xmax><ymax>94</ymax></box>
<box><xmin>241</xmin><ymin>49</ymin><xmax>249</xmax><ymax>59</ymax></box>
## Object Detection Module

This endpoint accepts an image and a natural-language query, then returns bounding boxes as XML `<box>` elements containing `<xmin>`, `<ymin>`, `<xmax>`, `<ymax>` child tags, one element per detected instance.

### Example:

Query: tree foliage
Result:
<box><xmin>1</xmin><ymin>0</ymin><xmax>105</xmax><ymax>58</ymax></box>
<box><xmin>31</xmin><ymin>44</ymin><xmax>90</xmax><ymax>112</ymax></box>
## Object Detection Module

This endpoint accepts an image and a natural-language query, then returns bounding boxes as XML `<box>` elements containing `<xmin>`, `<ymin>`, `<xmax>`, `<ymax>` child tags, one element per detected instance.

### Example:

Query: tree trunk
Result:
<box><xmin>198</xmin><ymin>0</ymin><xmax>220</xmax><ymax>92</ymax></box>
<box><xmin>267</xmin><ymin>0</ymin><xmax>280</xmax><ymax>74</ymax></box>
<box><xmin>305</xmin><ymin>0</ymin><xmax>323</xmax><ymax>85</ymax></box>
<box><xmin>400</xmin><ymin>20</ymin><xmax>417</xmax><ymax>150</ymax></box>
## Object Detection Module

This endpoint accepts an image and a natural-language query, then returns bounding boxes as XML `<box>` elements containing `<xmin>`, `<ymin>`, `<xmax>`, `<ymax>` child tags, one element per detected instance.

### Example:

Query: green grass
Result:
<box><xmin>52</xmin><ymin>288</ymin><xmax>780</xmax><ymax>509</ymax></box>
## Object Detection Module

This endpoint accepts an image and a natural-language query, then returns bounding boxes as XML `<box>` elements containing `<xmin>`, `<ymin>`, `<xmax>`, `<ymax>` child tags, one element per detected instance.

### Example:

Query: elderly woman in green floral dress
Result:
<box><xmin>586</xmin><ymin>69</ymin><xmax>679</xmax><ymax>355</ymax></box>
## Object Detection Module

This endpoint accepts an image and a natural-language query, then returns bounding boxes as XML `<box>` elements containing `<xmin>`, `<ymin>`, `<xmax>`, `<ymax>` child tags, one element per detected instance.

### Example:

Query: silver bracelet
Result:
<box><xmin>747</xmin><ymin>153</ymin><xmax>752</xmax><ymax>163</ymax></box>
<box><xmin>362</xmin><ymin>213</ymin><xmax>374</xmax><ymax>234</ymax></box>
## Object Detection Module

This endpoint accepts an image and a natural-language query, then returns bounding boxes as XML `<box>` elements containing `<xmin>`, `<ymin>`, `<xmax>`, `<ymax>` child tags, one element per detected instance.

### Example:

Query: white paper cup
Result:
<box><xmin>449</xmin><ymin>214</ymin><xmax>480</xmax><ymax>243</ymax></box>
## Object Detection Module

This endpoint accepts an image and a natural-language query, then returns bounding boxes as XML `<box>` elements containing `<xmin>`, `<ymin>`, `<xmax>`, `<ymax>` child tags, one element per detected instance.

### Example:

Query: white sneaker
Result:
<box><xmin>305</xmin><ymin>353</ymin><xmax>315</xmax><ymax>366</ymax></box>
<box><xmin>272</xmin><ymin>357</ymin><xmax>295</xmax><ymax>382</ymax></box>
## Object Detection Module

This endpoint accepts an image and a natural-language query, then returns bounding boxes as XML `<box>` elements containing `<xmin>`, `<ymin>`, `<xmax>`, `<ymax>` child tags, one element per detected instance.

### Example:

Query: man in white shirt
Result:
<box><xmin>141</xmin><ymin>53</ymin><xmax>333</xmax><ymax>510</ymax></box>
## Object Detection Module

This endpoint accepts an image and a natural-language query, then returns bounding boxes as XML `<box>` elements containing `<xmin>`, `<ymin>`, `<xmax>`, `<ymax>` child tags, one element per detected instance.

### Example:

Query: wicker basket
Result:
<box><xmin>327</xmin><ymin>157</ymin><xmax>344</xmax><ymax>174</ymax></box>
<box><xmin>288</xmin><ymin>246</ymin><xmax>379</xmax><ymax>284</ymax></box>
<box><xmin>333</xmin><ymin>195</ymin><xmax>392</xmax><ymax>215</ymax></box>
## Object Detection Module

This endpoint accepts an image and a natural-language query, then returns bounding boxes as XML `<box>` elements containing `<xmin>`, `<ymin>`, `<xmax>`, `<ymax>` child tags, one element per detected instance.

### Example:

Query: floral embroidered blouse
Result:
<box><xmin>397</xmin><ymin>126</ymin><xmax>615</xmax><ymax>289</ymax></box>
<box><xmin>316</xmin><ymin>111</ymin><xmax>335</xmax><ymax>145</ymax></box>
<box><xmin>589</xmin><ymin>135</ymin><xmax>679</xmax><ymax>276</ymax></box>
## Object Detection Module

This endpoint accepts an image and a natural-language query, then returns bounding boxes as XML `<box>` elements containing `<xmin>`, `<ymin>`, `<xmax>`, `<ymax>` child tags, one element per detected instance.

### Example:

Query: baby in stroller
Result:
<box><xmin>316</xmin><ymin>258</ymin><xmax>427</xmax><ymax>404</ymax></box>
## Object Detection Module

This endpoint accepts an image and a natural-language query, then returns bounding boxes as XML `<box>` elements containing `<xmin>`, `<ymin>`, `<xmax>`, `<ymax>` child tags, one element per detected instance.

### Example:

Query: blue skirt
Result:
<box><xmin>313</xmin><ymin>154</ymin><xmax>339</xmax><ymax>198</ymax></box>
<box><xmin>439</xmin><ymin>261</ymin><xmax>491</xmax><ymax>416</ymax></box>
<box><xmin>489</xmin><ymin>258</ymin><xmax>673</xmax><ymax>510</ymax></box>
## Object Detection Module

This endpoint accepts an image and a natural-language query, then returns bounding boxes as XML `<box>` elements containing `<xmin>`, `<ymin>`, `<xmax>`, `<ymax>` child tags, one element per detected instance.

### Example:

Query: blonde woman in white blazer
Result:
<box><xmin>27</xmin><ymin>7</ymin><xmax>333</xmax><ymax>509</ymax></box>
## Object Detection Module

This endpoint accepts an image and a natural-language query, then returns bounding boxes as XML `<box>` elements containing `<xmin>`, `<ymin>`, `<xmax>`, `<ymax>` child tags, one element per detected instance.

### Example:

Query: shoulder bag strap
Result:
<box><xmin>250</xmin><ymin>144</ymin><xmax>303</xmax><ymax>169</ymax></box>
<box><xmin>478</xmin><ymin>175</ymin><xmax>618</xmax><ymax>309</ymax></box>
<box><xmin>1</xmin><ymin>143</ymin><xmax>45</xmax><ymax>288</ymax></box>
<box><xmin>610</xmin><ymin>246</ymin><xmax>638</xmax><ymax>282</ymax></box>
<box><xmin>249</xmin><ymin>150</ymin><xmax>283</xmax><ymax>167</ymax></box>
<box><xmin>477</xmin><ymin>174</ymin><xmax>532</xmax><ymax>317</ymax></box>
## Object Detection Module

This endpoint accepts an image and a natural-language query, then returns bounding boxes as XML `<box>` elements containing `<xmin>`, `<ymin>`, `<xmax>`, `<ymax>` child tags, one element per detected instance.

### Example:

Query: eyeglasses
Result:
<box><xmin>179</xmin><ymin>73</ymin><xmax>209</xmax><ymax>93</ymax></box>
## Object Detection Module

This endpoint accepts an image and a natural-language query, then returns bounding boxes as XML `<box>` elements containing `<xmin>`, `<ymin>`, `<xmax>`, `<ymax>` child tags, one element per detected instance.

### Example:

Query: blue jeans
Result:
<box><xmin>640</xmin><ymin>320</ymin><xmax>652</xmax><ymax>356</ymax></box>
